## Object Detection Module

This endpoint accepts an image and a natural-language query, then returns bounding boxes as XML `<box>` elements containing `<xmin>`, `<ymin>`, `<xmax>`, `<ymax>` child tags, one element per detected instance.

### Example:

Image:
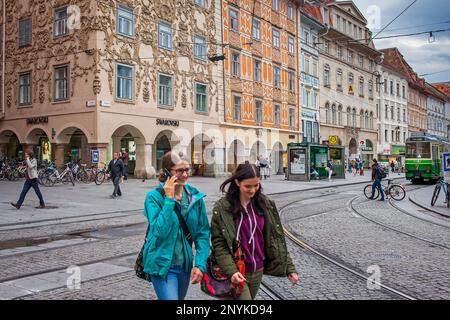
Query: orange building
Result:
<box><xmin>221</xmin><ymin>0</ymin><xmax>303</xmax><ymax>174</ymax></box>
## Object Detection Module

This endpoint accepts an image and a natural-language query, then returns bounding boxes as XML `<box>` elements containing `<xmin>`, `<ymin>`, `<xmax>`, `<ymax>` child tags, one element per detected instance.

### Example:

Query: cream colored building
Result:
<box><xmin>317</xmin><ymin>1</ymin><xmax>382</xmax><ymax>167</ymax></box>
<box><xmin>0</xmin><ymin>0</ymin><xmax>225</xmax><ymax>178</ymax></box>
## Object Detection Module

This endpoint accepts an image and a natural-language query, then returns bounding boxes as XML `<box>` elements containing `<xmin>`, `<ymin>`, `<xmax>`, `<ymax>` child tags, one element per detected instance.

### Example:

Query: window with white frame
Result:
<box><xmin>255</xmin><ymin>100</ymin><xmax>263</xmax><ymax>124</ymax></box>
<box><xmin>254</xmin><ymin>59</ymin><xmax>262</xmax><ymax>82</ymax></box>
<box><xmin>324</xmin><ymin>40</ymin><xmax>329</xmax><ymax>54</ymax></box>
<box><xmin>289</xmin><ymin>108</ymin><xmax>295</xmax><ymax>128</ymax></box>
<box><xmin>348</xmin><ymin>50</ymin><xmax>353</xmax><ymax>64</ymax></box>
<box><xmin>194</xmin><ymin>35</ymin><xmax>206</xmax><ymax>60</ymax></box>
<box><xmin>288</xmin><ymin>4</ymin><xmax>294</xmax><ymax>20</ymax></box>
<box><xmin>253</xmin><ymin>18</ymin><xmax>261</xmax><ymax>40</ymax></box>
<box><xmin>288</xmin><ymin>70</ymin><xmax>295</xmax><ymax>92</ymax></box>
<box><xmin>117</xmin><ymin>5</ymin><xmax>134</xmax><ymax>37</ymax></box>
<box><xmin>272</xmin><ymin>0</ymin><xmax>279</xmax><ymax>11</ymax></box>
<box><xmin>233</xmin><ymin>95</ymin><xmax>241</xmax><ymax>121</ymax></box>
<box><xmin>54</xmin><ymin>65</ymin><xmax>69</xmax><ymax>101</ymax></box>
<box><xmin>324</xmin><ymin>65</ymin><xmax>330</xmax><ymax>86</ymax></box>
<box><xmin>159</xmin><ymin>22</ymin><xmax>172</xmax><ymax>50</ymax></box>
<box><xmin>312</xmin><ymin>59</ymin><xmax>318</xmax><ymax>77</ymax></box>
<box><xmin>369</xmin><ymin>81</ymin><xmax>373</xmax><ymax>98</ymax></box>
<box><xmin>19</xmin><ymin>17</ymin><xmax>32</xmax><ymax>47</ymax></box>
<box><xmin>195</xmin><ymin>83</ymin><xmax>207</xmax><ymax>112</ymax></box>
<box><xmin>54</xmin><ymin>7</ymin><xmax>68</xmax><ymax>38</ymax></box>
<box><xmin>158</xmin><ymin>74</ymin><xmax>173</xmax><ymax>107</ymax></box>
<box><xmin>116</xmin><ymin>64</ymin><xmax>133</xmax><ymax>101</ymax></box>
<box><xmin>230</xmin><ymin>8</ymin><xmax>239</xmax><ymax>32</ymax></box>
<box><xmin>274</xmin><ymin>104</ymin><xmax>281</xmax><ymax>125</ymax></box>
<box><xmin>358</xmin><ymin>55</ymin><xmax>364</xmax><ymax>68</ymax></box>
<box><xmin>343</xmin><ymin>18</ymin><xmax>347</xmax><ymax>33</ymax></box>
<box><xmin>348</xmin><ymin>72</ymin><xmax>353</xmax><ymax>84</ymax></box>
<box><xmin>336</xmin><ymin>45</ymin><xmax>342</xmax><ymax>60</ymax></box>
<box><xmin>304</xmin><ymin>56</ymin><xmax>310</xmax><ymax>74</ymax></box>
<box><xmin>359</xmin><ymin>77</ymin><xmax>364</xmax><ymax>97</ymax></box>
<box><xmin>273</xmin><ymin>28</ymin><xmax>280</xmax><ymax>48</ymax></box>
<box><xmin>336</xmin><ymin>69</ymin><xmax>343</xmax><ymax>90</ymax></box>
<box><xmin>274</xmin><ymin>66</ymin><xmax>281</xmax><ymax>88</ymax></box>
<box><xmin>303</xmin><ymin>30</ymin><xmax>309</xmax><ymax>45</ymax></box>
<box><xmin>19</xmin><ymin>73</ymin><xmax>32</xmax><ymax>105</ymax></box>
<box><xmin>232</xmin><ymin>52</ymin><xmax>240</xmax><ymax>76</ymax></box>
<box><xmin>195</xmin><ymin>0</ymin><xmax>205</xmax><ymax>7</ymax></box>
<box><xmin>288</xmin><ymin>35</ymin><xmax>295</xmax><ymax>54</ymax></box>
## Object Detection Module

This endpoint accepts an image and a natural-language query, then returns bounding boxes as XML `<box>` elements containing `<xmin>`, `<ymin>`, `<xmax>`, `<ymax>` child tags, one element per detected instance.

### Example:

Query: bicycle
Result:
<box><xmin>431</xmin><ymin>177</ymin><xmax>450</xmax><ymax>208</ymax></box>
<box><xmin>364</xmin><ymin>178</ymin><xmax>406</xmax><ymax>201</ymax></box>
<box><xmin>94</xmin><ymin>162</ymin><xmax>111</xmax><ymax>185</ymax></box>
<box><xmin>43</xmin><ymin>163</ymin><xmax>75</xmax><ymax>186</ymax></box>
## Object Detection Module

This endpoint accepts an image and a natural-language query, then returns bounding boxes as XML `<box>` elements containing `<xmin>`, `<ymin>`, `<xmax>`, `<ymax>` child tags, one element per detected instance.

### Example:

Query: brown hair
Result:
<box><xmin>27</xmin><ymin>151</ymin><xmax>34</xmax><ymax>159</ymax></box>
<box><xmin>157</xmin><ymin>151</ymin><xmax>189</xmax><ymax>182</ymax></box>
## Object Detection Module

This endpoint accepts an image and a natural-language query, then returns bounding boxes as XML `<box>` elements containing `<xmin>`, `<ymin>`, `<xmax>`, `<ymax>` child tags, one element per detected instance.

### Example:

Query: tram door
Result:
<box><xmin>432</xmin><ymin>144</ymin><xmax>440</xmax><ymax>177</ymax></box>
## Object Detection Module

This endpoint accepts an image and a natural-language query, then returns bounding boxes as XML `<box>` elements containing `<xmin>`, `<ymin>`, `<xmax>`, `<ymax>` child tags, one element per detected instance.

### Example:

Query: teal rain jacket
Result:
<box><xmin>142</xmin><ymin>184</ymin><xmax>210</xmax><ymax>278</ymax></box>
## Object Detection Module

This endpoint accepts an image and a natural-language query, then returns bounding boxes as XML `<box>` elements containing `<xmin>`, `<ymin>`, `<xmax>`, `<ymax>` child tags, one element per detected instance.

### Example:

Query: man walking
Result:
<box><xmin>369</xmin><ymin>159</ymin><xmax>385</xmax><ymax>202</ymax></box>
<box><xmin>327</xmin><ymin>160</ymin><xmax>334</xmax><ymax>182</ymax></box>
<box><xmin>120</xmin><ymin>148</ymin><xmax>129</xmax><ymax>180</ymax></box>
<box><xmin>11</xmin><ymin>151</ymin><xmax>45</xmax><ymax>209</ymax></box>
<box><xmin>107</xmin><ymin>152</ymin><xmax>124</xmax><ymax>198</ymax></box>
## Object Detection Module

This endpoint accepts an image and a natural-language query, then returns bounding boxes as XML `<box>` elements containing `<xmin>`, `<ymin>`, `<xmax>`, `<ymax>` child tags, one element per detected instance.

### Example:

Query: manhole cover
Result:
<box><xmin>35</xmin><ymin>205</ymin><xmax>58</xmax><ymax>209</ymax></box>
<box><xmin>370</xmin><ymin>253</ymin><xmax>402</xmax><ymax>260</ymax></box>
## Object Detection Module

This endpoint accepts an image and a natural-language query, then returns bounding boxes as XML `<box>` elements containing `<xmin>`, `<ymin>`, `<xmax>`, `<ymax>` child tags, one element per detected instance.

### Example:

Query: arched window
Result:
<box><xmin>338</xmin><ymin>105</ymin><xmax>343</xmax><ymax>126</ymax></box>
<box><xmin>359</xmin><ymin>77</ymin><xmax>364</xmax><ymax>97</ymax></box>
<box><xmin>347</xmin><ymin>107</ymin><xmax>351</xmax><ymax>126</ymax></box>
<box><xmin>332</xmin><ymin>104</ymin><xmax>337</xmax><ymax>125</ymax></box>
<box><xmin>360</xmin><ymin>110</ymin><xmax>364</xmax><ymax>128</ymax></box>
<box><xmin>365</xmin><ymin>111</ymin><xmax>369</xmax><ymax>129</ymax></box>
<box><xmin>369</xmin><ymin>112</ymin><xmax>374</xmax><ymax>129</ymax></box>
<box><xmin>325</xmin><ymin>103</ymin><xmax>330</xmax><ymax>123</ymax></box>
<box><xmin>352</xmin><ymin>108</ymin><xmax>356</xmax><ymax>127</ymax></box>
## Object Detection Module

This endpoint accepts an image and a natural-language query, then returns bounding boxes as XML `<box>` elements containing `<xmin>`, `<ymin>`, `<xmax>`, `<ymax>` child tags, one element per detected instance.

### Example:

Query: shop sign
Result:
<box><xmin>391</xmin><ymin>145</ymin><xmax>406</xmax><ymax>155</ymax></box>
<box><xmin>91</xmin><ymin>149</ymin><xmax>99</xmax><ymax>164</ymax></box>
<box><xmin>26</xmin><ymin>116</ymin><xmax>48</xmax><ymax>125</ymax></box>
<box><xmin>328</xmin><ymin>136</ymin><xmax>340</xmax><ymax>145</ymax></box>
<box><xmin>156</xmin><ymin>118</ymin><xmax>180</xmax><ymax>127</ymax></box>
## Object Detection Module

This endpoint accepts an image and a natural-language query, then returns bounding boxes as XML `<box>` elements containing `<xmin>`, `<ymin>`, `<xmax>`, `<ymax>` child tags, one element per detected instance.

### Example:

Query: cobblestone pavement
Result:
<box><xmin>282</xmin><ymin>189</ymin><xmax>450</xmax><ymax>300</ymax></box>
<box><xmin>3</xmin><ymin>178</ymin><xmax>448</xmax><ymax>300</ymax></box>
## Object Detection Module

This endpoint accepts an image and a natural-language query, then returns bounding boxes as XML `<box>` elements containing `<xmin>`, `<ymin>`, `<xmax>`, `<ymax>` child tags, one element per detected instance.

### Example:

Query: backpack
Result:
<box><xmin>379</xmin><ymin>166</ymin><xmax>387</xmax><ymax>179</ymax></box>
<box><xmin>259</xmin><ymin>160</ymin><xmax>268</xmax><ymax>168</ymax></box>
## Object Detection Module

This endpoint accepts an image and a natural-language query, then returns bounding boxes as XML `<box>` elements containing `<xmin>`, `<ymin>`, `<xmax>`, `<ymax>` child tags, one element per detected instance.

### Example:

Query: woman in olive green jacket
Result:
<box><xmin>211</xmin><ymin>163</ymin><xmax>298</xmax><ymax>300</ymax></box>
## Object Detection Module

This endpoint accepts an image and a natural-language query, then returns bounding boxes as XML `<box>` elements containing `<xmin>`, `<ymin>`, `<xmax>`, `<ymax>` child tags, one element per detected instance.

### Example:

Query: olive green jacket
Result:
<box><xmin>210</xmin><ymin>197</ymin><xmax>297</xmax><ymax>278</ymax></box>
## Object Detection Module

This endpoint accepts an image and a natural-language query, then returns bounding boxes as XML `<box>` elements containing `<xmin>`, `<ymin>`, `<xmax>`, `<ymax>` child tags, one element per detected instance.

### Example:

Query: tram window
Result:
<box><xmin>406</xmin><ymin>142</ymin><xmax>431</xmax><ymax>158</ymax></box>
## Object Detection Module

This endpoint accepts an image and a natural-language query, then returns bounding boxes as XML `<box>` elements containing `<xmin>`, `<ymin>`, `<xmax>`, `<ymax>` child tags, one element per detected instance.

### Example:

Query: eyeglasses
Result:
<box><xmin>172</xmin><ymin>168</ymin><xmax>191</xmax><ymax>175</ymax></box>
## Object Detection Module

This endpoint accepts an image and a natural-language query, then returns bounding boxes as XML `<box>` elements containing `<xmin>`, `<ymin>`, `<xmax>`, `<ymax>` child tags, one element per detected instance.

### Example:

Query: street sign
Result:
<box><xmin>91</xmin><ymin>149</ymin><xmax>99</xmax><ymax>164</ymax></box>
<box><xmin>443</xmin><ymin>153</ymin><xmax>450</xmax><ymax>181</ymax></box>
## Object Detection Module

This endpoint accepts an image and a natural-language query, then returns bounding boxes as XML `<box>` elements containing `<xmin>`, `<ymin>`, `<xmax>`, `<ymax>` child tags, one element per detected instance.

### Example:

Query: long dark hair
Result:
<box><xmin>220</xmin><ymin>163</ymin><xmax>268</xmax><ymax>218</ymax></box>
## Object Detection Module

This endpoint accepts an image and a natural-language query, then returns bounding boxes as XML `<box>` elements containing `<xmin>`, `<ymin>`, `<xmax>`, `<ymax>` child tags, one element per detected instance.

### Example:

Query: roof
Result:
<box><xmin>425</xmin><ymin>83</ymin><xmax>447</xmax><ymax>102</ymax></box>
<box><xmin>432</xmin><ymin>83</ymin><xmax>450</xmax><ymax>99</ymax></box>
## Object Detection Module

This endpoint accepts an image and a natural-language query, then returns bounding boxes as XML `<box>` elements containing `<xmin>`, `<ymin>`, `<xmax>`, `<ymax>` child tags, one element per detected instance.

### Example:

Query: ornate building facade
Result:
<box><xmin>0</xmin><ymin>0</ymin><xmax>225</xmax><ymax>177</ymax></box>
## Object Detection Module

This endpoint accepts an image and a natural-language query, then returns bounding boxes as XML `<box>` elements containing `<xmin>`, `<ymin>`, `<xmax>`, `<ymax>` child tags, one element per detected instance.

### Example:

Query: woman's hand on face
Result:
<box><xmin>287</xmin><ymin>273</ymin><xmax>299</xmax><ymax>285</ymax></box>
<box><xmin>191</xmin><ymin>267</ymin><xmax>203</xmax><ymax>284</ymax></box>
<box><xmin>231</xmin><ymin>272</ymin><xmax>246</xmax><ymax>285</ymax></box>
<box><xmin>163</xmin><ymin>175</ymin><xmax>178</xmax><ymax>199</ymax></box>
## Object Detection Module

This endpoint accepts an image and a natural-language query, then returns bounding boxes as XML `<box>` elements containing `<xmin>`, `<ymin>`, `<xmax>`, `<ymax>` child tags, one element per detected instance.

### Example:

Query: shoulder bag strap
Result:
<box><xmin>156</xmin><ymin>187</ymin><xmax>194</xmax><ymax>247</ymax></box>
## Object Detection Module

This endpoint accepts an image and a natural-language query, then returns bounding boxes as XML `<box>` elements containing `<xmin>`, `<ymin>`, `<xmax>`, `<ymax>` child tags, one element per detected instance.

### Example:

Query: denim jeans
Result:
<box><xmin>371</xmin><ymin>179</ymin><xmax>384</xmax><ymax>200</ymax></box>
<box><xmin>112</xmin><ymin>176</ymin><xmax>122</xmax><ymax>196</ymax></box>
<box><xmin>151</xmin><ymin>265</ymin><xmax>191</xmax><ymax>300</ymax></box>
<box><xmin>17</xmin><ymin>178</ymin><xmax>45</xmax><ymax>206</ymax></box>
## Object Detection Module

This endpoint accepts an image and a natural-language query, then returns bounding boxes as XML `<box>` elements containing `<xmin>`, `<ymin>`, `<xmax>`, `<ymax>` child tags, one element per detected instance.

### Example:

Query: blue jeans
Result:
<box><xmin>17</xmin><ymin>178</ymin><xmax>45</xmax><ymax>206</ymax></box>
<box><xmin>371</xmin><ymin>179</ymin><xmax>384</xmax><ymax>200</ymax></box>
<box><xmin>112</xmin><ymin>176</ymin><xmax>122</xmax><ymax>196</ymax></box>
<box><xmin>151</xmin><ymin>265</ymin><xmax>191</xmax><ymax>300</ymax></box>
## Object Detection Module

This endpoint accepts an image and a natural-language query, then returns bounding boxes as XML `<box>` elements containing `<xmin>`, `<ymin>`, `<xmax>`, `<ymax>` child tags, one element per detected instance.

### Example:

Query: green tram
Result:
<box><xmin>405</xmin><ymin>134</ymin><xmax>450</xmax><ymax>184</ymax></box>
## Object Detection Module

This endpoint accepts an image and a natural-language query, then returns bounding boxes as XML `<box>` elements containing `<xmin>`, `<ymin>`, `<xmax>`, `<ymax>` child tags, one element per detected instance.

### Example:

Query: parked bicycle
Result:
<box><xmin>41</xmin><ymin>163</ymin><xmax>75</xmax><ymax>187</ymax></box>
<box><xmin>431</xmin><ymin>177</ymin><xmax>450</xmax><ymax>208</ymax></box>
<box><xmin>94</xmin><ymin>162</ymin><xmax>111</xmax><ymax>185</ymax></box>
<box><xmin>364</xmin><ymin>178</ymin><xmax>406</xmax><ymax>201</ymax></box>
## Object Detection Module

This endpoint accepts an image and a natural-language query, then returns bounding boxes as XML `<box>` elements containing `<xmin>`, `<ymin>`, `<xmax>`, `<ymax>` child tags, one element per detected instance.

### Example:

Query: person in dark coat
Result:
<box><xmin>121</xmin><ymin>148</ymin><xmax>129</xmax><ymax>180</ymax></box>
<box><xmin>369</xmin><ymin>159</ymin><xmax>384</xmax><ymax>201</ymax></box>
<box><xmin>107</xmin><ymin>152</ymin><xmax>124</xmax><ymax>198</ymax></box>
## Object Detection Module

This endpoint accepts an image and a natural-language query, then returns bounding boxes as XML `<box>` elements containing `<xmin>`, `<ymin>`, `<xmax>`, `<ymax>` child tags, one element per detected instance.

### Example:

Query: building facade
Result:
<box><xmin>317</xmin><ymin>1</ymin><xmax>382</xmax><ymax>167</ymax></box>
<box><xmin>378</xmin><ymin>48</ymin><xmax>409</xmax><ymax>165</ymax></box>
<box><xmin>221</xmin><ymin>0</ymin><xmax>303</xmax><ymax>174</ymax></box>
<box><xmin>300</xmin><ymin>7</ymin><xmax>322</xmax><ymax>144</ymax></box>
<box><xmin>0</xmin><ymin>0</ymin><xmax>225</xmax><ymax>178</ymax></box>
<box><xmin>432</xmin><ymin>82</ymin><xmax>450</xmax><ymax>139</ymax></box>
<box><xmin>425</xmin><ymin>83</ymin><xmax>447</xmax><ymax>139</ymax></box>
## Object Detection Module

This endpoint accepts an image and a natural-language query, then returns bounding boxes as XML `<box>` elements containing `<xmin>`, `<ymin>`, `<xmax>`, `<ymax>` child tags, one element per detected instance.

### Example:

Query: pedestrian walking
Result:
<box><xmin>369</xmin><ymin>159</ymin><xmax>385</xmax><ymax>202</ymax></box>
<box><xmin>107</xmin><ymin>152</ymin><xmax>124</xmax><ymax>198</ymax></box>
<box><xmin>326</xmin><ymin>160</ymin><xmax>334</xmax><ymax>182</ymax></box>
<box><xmin>121</xmin><ymin>148</ymin><xmax>129</xmax><ymax>180</ymax></box>
<box><xmin>142</xmin><ymin>151</ymin><xmax>210</xmax><ymax>300</ymax></box>
<box><xmin>210</xmin><ymin>163</ymin><xmax>299</xmax><ymax>300</ymax></box>
<box><xmin>352</xmin><ymin>161</ymin><xmax>357</xmax><ymax>176</ymax></box>
<box><xmin>255</xmin><ymin>155</ymin><xmax>269</xmax><ymax>180</ymax></box>
<box><xmin>10</xmin><ymin>151</ymin><xmax>45</xmax><ymax>209</ymax></box>
<box><xmin>391</xmin><ymin>161</ymin><xmax>395</xmax><ymax>174</ymax></box>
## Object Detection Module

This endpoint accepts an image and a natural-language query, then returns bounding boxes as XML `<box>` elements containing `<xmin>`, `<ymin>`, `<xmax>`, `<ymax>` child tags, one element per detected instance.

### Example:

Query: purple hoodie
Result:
<box><xmin>236</xmin><ymin>202</ymin><xmax>265</xmax><ymax>273</ymax></box>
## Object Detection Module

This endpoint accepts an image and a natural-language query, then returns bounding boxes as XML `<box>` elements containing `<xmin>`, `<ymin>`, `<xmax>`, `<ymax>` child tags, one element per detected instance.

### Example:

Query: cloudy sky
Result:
<box><xmin>352</xmin><ymin>0</ymin><xmax>450</xmax><ymax>84</ymax></box>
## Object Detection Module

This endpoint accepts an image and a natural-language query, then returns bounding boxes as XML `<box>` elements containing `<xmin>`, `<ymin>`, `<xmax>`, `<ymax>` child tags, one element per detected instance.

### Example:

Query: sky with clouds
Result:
<box><xmin>352</xmin><ymin>0</ymin><xmax>450</xmax><ymax>84</ymax></box>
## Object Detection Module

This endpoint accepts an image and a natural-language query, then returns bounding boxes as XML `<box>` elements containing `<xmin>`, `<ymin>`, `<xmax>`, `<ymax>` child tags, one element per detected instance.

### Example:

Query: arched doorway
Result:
<box><xmin>349</xmin><ymin>138</ymin><xmax>357</xmax><ymax>157</ymax></box>
<box><xmin>0</xmin><ymin>130</ymin><xmax>22</xmax><ymax>159</ymax></box>
<box><xmin>189</xmin><ymin>134</ymin><xmax>214</xmax><ymax>176</ymax></box>
<box><xmin>227</xmin><ymin>139</ymin><xmax>245</xmax><ymax>173</ymax></box>
<box><xmin>270</xmin><ymin>142</ymin><xmax>284</xmax><ymax>175</ymax></box>
<box><xmin>25</xmin><ymin>128</ymin><xmax>51</xmax><ymax>162</ymax></box>
<box><xmin>56</xmin><ymin>126</ymin><xmax>90</xmax><ymax>165</ymax></box>
<box><xmin>250</xmin><ymin>140</ymin><xmax>266</xmax><ymax>164</ymax></box>
<box><xmin>154</xmin><ymin>133</ymin><xmax>173</xmax><ymax>173</ymax></box>
<box><xmin>111</xmin><ymin>125</ymin><xmax>146</xmax><ymax>177</ymax></box>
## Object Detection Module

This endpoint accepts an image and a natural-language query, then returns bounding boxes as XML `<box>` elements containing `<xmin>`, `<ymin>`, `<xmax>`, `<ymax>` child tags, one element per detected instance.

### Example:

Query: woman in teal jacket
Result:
<box><xmin>142</xmin><ymin>151</ymin><xmax>210</xmax><ymax>300</ymax></box>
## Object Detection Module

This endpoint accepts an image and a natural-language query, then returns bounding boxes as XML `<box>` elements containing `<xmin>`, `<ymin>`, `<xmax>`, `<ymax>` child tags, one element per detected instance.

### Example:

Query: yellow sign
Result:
<box><xmin>348</xmin><ymin>85</ymin><xmax>354</xmax><ymax>94</ymax></box>
<box><xmin>328</xmin><ymin>136</ymin><xmax>340</xmax><ymax>145</ymax></box>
